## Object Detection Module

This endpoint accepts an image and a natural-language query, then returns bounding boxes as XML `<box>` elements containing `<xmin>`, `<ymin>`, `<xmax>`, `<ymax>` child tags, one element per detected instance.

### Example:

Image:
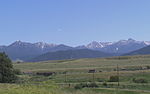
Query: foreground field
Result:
<box><xmin>0</xmin><ymin>83</ymin><xmax>149</xmax><ymax>94</ymax></box>
<box><xmin>2</xmin><ymin>55</ymin><xmax>150</xmax><ymax>94</ymax></box>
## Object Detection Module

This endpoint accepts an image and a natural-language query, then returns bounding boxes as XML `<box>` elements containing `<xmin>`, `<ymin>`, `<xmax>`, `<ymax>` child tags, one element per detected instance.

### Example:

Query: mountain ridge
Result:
<box><xmin>124</xmin><ymin>45</ymin><xmax>150</xmax><ymax>56</ymax></box>
<box><xmin>29</xmin><ymin>49</ymin><xmax>112</xmax><ymax>62</ymax></box>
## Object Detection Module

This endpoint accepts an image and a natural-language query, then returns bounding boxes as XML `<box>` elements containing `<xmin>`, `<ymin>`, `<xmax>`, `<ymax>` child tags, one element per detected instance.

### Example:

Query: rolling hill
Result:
<box><xmin>124</xmin><ymin>45</ymin><xmax>150</xmax><ymax>56</ymax></box>
<box><xmin>29</xmin><ymin>49</ymin><xmax>112</xmax><ymax>62</ymax></box>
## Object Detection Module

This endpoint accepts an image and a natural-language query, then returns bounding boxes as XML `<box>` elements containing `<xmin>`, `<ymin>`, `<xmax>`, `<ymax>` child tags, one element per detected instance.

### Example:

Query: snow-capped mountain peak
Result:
<box><xmin>9</xmin><ymin>40</ymin><xmax>32</xmax><ymax>47</ymax></box>
<box><xmin>13</xmin><ymin>40</ymin><xmax>24</xmax><ymax>45</ymax></box>
<box><xmin>143</xmin><ymin>41</ymin><xmax>150</xmax><ymax>45</ymax></box>
<box><xmin>86</xmin><ymin>41</ymin><xmax>113</xmax><ymax>49</ymax></box>
<box><xmin>76</xmin><ymin>38</ymin><xmax>150</xmax><ymax>54</ymax></box>
<box><xmin>34</xmin><ymin>42</ymin><xmax>57</xmax><ymax>49</ymax></box>
<box><xmin>35</xmin><ymin>42</ymin><xmax>47</xmax><ymax>49</ymax></box>
<box><xmin>115</xmin><ymin>38</ymin><xmax>141</xmax><ymax>45</ymax></box>
<box><xmin>86</xmin><ymin>41</ymin><xmax>104</xmax><ymax>49</ymax></box>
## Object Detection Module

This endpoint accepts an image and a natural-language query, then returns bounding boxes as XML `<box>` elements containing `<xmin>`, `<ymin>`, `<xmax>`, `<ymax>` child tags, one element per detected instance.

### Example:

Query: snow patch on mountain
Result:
<box><xmin>86</xmin><ymin>41</ymin><xmax>113</xmax><ymax>49</ymax></box>
<box><xmin>143</xmin><ymin>41</ymin><xmax>150</xmax><ymax>45</ymax></box>
<box><xmin>34</xmin><ymin>42</ymin><xmax>57</xmax><ymax>49</ymax></box>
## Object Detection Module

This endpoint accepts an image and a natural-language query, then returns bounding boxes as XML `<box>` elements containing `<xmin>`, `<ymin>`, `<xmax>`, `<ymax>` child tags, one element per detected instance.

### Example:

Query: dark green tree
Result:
<box><xmin>0</xmin><ymin>53</ymin><xmax>17</xmax><ymax>83</ymax></box>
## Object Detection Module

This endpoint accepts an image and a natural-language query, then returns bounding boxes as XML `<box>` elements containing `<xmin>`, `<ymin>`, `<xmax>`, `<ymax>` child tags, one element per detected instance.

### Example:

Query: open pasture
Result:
<box><xmin>7</xmin><ymin>55</ymin><xmax>150</xmax><ymax>94</ymax></box>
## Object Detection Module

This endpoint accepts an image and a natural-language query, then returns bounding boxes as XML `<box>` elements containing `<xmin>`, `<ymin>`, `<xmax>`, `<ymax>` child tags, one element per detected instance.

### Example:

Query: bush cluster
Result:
<box><xmin>132</xmin><ymin>78</ymin><xmax>148</xmax><ymax>83</ymax></box>
<box><xmin>74</xmin><ymin>82</ymin><xmax>99</xmax><ymax>89</ymax></box>
<box><xmin>109</xmin><ymin>76</ymin><xmax>119</xmax><ymax>82</ymax></box>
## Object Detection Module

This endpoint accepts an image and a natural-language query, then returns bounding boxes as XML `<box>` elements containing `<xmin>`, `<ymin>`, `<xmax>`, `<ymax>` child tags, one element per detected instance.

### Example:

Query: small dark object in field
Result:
<box><xmin>99</xmin><ymin>70</ymin><xmax>102</xmax><ymax>72</ymax></box>
<box><xmin>88</xmin><ymin>69</ymin><xmax>96</xmax><ymax>73</ymax></box>
<box><xmin>36</xmin><ymin>72</ymin><xmax>55</xmax><ymax>76</ymax></box>
<box><xmin>120</xmin><ymin>68</ymin><xmax>127</xmax><ymax>71</ymax></box>
<box><xmin>23</xmin><ymin>72</ymin><xmax>33</xmax><ymax>75</ymax></box>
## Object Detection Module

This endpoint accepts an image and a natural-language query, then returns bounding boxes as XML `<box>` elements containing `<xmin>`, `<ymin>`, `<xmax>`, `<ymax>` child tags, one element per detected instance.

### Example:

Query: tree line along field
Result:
<box><xmin>1</xmin><ymin>55</ymin><xmax>150</xmax><ymax>94</ymax></box>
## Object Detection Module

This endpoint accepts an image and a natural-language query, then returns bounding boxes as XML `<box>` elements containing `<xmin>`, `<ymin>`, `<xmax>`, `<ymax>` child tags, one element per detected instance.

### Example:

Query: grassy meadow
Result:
<box><xmin>1</xmin><ymin>55</ymin><xmax>150</xmax><ymax>94</ymax></box>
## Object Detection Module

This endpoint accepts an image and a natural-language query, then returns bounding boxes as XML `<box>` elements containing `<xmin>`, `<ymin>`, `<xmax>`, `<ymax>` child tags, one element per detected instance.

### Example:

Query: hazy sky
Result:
<box><xmin>0</xmin><ymin>0</ymin><xmax>150</xmax><ymax>46</ymax></box>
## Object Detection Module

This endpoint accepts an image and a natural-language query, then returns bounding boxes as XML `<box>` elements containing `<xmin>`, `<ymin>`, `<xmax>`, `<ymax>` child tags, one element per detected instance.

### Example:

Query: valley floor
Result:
<box><xmin>2</xmin><ymin>55</ymin><xmax>150</xmax><ymax>94</ymax></box>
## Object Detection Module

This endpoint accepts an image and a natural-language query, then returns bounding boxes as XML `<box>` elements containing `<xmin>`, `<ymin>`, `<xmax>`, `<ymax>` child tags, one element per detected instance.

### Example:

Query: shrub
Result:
<box><xmin>88</xmin><ymin>82</ymin><xmax>98</xmax><ymax>88</ymax></box>
<box><xmin>74</xmin><ymin>82</ymin><xmax>99</xmax><ymax>89</ymax></box>
<box><xmin>132</xmin><ymin>78</ymin><xmax>148</xmax><ymax>83</ymax></box>
<box><xmin>74</xmin><ymin>84</ymin><xmax>83</xmax><ymax>89</ymax></box>
<box><xmin>74</xmin><ymin>83</ymin><xmax>86</xmax><ymax>89</ymax></box>
<box><xmin>14</xmin><ymin>69</ymin><xmax>22</xmax><ymax>75</ymax></box>
<box><xmin>109</xmin><ymin>75</ymin><xmax>119</xmax><ymax>82</ymax></box>
<box><xmin>29</xmin><ymin>76</ymin><xmax>49</xmax><ymax>82</ymax></box>
<box><xmin>16</xmin><ymin>61</ymin><xmax>21</xmax><ymax>64</ymax></box>
<box><xmin>146</xmin><ymin>66</ymin><xmax>150</xmax><ymax>69</ymax></box>
<box><xmin>102</xmin><ymin>82</ymin><xmax>107</xmax><ymax>87</ymax></box>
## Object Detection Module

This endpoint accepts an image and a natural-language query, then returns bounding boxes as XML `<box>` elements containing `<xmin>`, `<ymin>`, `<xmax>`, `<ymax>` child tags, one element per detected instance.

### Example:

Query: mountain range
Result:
<box><xmin>0</xmin><ymin>41</ymin><xmax>74</xmax><ymax>61</ymax></box>
<box><xmin>0</xmin><ymin>38</ymin><xmax>150</xmax><ymax>62</ymax></box>
<box><xmin>80</xmin><ymin>38</ymin><xmax>150</xmax><ymax>53</ymax></box>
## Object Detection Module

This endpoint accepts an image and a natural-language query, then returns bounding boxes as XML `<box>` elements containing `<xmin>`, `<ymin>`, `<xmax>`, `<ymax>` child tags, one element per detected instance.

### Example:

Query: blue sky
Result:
<box><xmin>0</xmin><ymin>0</ymin><xmax>150</xmax><ymax>46</ymax></box>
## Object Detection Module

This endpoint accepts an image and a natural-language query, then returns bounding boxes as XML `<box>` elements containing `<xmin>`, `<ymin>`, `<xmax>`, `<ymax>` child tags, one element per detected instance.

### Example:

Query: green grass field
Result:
<box><xmin>1</xmin><ymin>55</ymin><xmax>150</xmax><ymax>94</ymax></box>
<box><xmin>14</xmin><ymin>55</ymin><xmax>150</xmax><ymax>72</ymax></box>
